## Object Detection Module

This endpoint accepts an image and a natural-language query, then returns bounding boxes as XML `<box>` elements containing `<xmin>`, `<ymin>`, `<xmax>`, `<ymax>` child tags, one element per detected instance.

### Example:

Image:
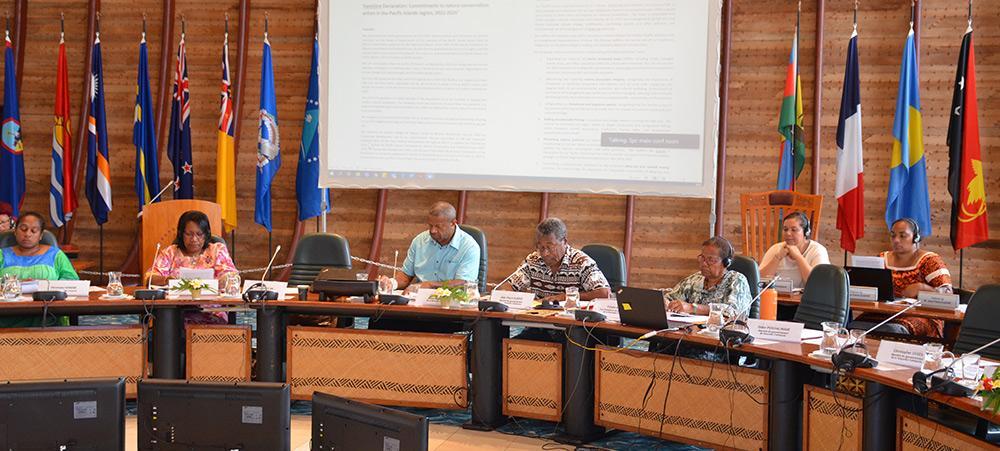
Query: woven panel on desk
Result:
<box><xmin>803</xmin><ymin>385</ymin><xmax>862</xmax><ymax>451</ymax></box>
<box><xmin>897</xmin><ymin>410</ymin><xmax>1000</xmax><ymax>451</ymax></box>
<box><xmin>834</xmin><ymin>370</ymin><xmax>866</xmax><ymax>398</ymax></box>
<box><xmin>186</xmin><ymin>325</ymin><xmax>251</xmax><ymax>383</ymax></box>
<box><xmin>502</xmin><ymin>339</ymin><xmax>561</xmax><ymax>421</ymax></box>
<box><xmin>287</xmin><ymin>327</ymin><xmax>467</xmax><ymax>409</ymax></box>
<box><xmin>0</xmin><ymin>326</ymin><xmax>144</xmax><ymax>396</ymax></box>
<box><xmin>594</xmin><ymin>346</ymin><xmax>768</xmax><ymax>450</ymax></box>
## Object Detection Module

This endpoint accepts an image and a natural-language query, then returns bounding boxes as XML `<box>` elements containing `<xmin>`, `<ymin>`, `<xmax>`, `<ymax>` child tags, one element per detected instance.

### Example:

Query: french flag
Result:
<box><xmin>835</xmin><ymin>30</ymin><xmax>865</xmax><ymax>253</ymax></box>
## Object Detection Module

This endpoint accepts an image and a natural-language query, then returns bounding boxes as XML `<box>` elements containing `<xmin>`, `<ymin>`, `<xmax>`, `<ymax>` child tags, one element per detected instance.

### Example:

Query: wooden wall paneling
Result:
<box><xmin>812</xmin><ymin>0</ymin><xmax>825</xmax><ymax>195</ymax></box>
<box><xmin>329</xmin><ymin>188</ymin><xmax>377</xmax><ymax>272</ymax></box>
<box><xmin>624</xmin><ymin>195</ymin><xmax>635</xmax><ymax>276</ymax></box>
<box><xmin>12</xmin><ymin>0</ymin><xmax>26</xmax><ymax>94</ymax></box>
<box><xmin>547</xmin><ymin>193</ymin><xmax>626</xmax><ymax>256</ymax></box>
<box><xmin>462</xmin><ymin>191</ymin><xmax>542</xmax><ymax>283</ymax></box>
<box><xmin>16</xmin><ymin>0</ymin><xmax>87</xmax><ymax>240</ymax></box>
<box><xmin>365</xmin><ymin>189</ymin><xmax>387</xmax><ymax>279</ymax></box>
<box><xmin>62</xmin><ymin>0</ymin><xmax>98</xmax><ymax>245</ymax></box>
<box><xmin>539</xmin><ymin>192</ymin><xmax>549</xmax><ymax>222</ymax></box>
<box><xmin>629</xmin><ymin>196</ymin><xmax>713</xmax><ymax>289</ymax></box>
<box><xmin>457</xmin><ymin>190</ymin><xmax>467</xmax><ymax>224</ymax></box>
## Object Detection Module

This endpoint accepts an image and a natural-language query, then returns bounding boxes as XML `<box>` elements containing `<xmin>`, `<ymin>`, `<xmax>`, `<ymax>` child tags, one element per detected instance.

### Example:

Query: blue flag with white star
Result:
<box><xmin>295</xmin><ymin>35</ymin><xmax>329</xmax><ymax>221</ymax></box>
<box><xmin>133</xmin><ymin>33</ymin><xmax>161</xmax><ymax>210</ymax></box>
<box><xmin>0</xmin><ymin>31</ymin><xmax>25</xmax><ymax>219</ymax></box>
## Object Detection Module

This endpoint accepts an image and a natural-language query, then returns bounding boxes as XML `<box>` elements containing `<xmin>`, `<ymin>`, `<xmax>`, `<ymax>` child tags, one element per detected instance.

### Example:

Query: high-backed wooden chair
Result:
<box><xmin>141</xmin><ymin>200</ymin><xmax>224</xmax><ymax>274</ymax></box>
<box><xmin>740</xmin><ymin>190</ymin><xmax>822</xmax><ymax>262</ymax></box>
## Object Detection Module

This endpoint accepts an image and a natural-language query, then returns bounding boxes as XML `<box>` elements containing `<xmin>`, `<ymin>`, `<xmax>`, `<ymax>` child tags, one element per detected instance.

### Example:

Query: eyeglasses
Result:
<box><xmin>536</xmin><ymin>242</ymin><xmax>565</xmax><ymax>255</ymax></box>
<box><xmin>697</xmin><ymin>254</ymin><xmax>722</xmax><ymax>264</ymax></box>
<box><xmin>184</xmin><ymin>231</ymin><xmax>205</xmax><ymax>239</ymax></box>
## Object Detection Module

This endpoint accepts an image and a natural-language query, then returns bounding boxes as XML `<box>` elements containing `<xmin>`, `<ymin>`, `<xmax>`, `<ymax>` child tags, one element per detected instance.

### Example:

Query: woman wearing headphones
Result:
<box><xmin>759</xmin><ymin>212</ymin><xmax>830</xmax><ymax>288</ymax></box>
<box><xmin>664</xmin><ymin>236</ymin><xmax>752</xmax><ymax>318</ymax></box>
<box><xmin>857</xmin><ymin>218</ymin><xmax>952</xmax><ymax>337</ymax></box>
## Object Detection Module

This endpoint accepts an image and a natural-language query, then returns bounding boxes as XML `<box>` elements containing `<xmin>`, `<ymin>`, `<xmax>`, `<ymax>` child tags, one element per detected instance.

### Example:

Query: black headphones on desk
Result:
<box><xmin>719</xmin><ymin>319</ymin><xmax>754</xmax><ymax>347</ymax></box>
<box><xmin>243</xmin><ymin>283</ymin><xmax>278</xmax><ymax>302</ymax></box>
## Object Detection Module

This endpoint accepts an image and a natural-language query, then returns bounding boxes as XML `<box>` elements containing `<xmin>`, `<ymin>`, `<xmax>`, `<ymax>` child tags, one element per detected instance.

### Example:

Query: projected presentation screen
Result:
<box><xmin>318</xmin><ymin>0</ymin><xmax>722</xmax><ymax>197</ymax></box>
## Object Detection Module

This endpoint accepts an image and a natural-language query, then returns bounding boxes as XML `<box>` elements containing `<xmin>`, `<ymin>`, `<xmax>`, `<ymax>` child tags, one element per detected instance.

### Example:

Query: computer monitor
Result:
<box><xmin>844</xmin><ymin>266</ymin><xmax>894</xmax><ymax>301</ymax></box>
<box><xmin>137</xmin><ymin>379</ymin><xmax>291</xmax><ymax>451</ymax></box>
<box><xmin>312</xmin><ymin>391</ymin><xmax>429</xmax><ymax>451</ymax></box>
<box><xmin>0</xmin><ymin>377</ymin><xmax>125</xmax><ymax>450</ymax></box>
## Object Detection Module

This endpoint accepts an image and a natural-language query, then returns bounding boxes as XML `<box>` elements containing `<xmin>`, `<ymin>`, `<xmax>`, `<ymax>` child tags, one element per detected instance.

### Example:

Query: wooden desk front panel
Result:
<box><xmin>503</xmin><ymin>339</ymin><xmax>562</xmax><ymax>421</ymax></box>
<box><xmin>594</xmin><ymin>346</ymin><xmax>769</xmax><ymax>450</ymax></box>
<box><xmin>186</xmin><ymin>325</ymin><xmax>252</xmax><ymax>383</ymax></box>
<box><xmin>897</xmin><ymin>410</ymin><xmax>999</xmax><ymax>450</ymax></box>
<box><xmin>287</xmin><ymin>327</ymin><xmax>468</xmax><ymax>409</ymax></box>
<box><xmin>0</xmin><ymin>326</ymin><xmax>145</xmax><ymax>396</ymax></box>
<box><xmin>803</xmin><ymin>385</ymin><xmax>862</xmax><ymax>451</ymax></box>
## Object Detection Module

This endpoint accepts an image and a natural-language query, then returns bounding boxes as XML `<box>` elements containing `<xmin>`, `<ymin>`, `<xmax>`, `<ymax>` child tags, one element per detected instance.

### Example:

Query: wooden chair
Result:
<box><xmin>740</xmin><ymin>190</ymin><xmax>822</xmax><ymax>262</ymax></box>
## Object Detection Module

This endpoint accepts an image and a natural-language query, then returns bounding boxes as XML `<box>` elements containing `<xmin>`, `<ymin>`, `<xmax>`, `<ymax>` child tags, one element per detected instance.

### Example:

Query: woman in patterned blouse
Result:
<box><xmin>144</xmin><ymin>210</ymin><xmax>238</xmax><ymax>324</ymax></box>
<box><xmin>664</xmin><ymin>236</ymin><xmax>752</xmax><ymax>318</ymax></box>
<box><xmin>858</xmin><ymin>218</ymin><xmax>952</xmax><ymax>337</ymax></box>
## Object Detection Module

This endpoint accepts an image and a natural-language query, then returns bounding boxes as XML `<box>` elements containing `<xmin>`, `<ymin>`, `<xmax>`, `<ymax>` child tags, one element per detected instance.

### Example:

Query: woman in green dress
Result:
<box><xmin>0</xmin><ymin>212</ymin><xmax>78</xmax><ymax>327</ymax></box>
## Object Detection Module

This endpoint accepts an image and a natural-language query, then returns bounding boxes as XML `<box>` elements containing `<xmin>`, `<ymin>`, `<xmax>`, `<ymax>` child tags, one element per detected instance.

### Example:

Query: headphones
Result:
<box><xmin>785</xmin><ymin>211</ymin><xmax>812</xmax><ymax>238</ymax></box>
<box><xmin>894</xmin><ymin>218</ymin><xmax>922</xmax><ymax>244</ymax></box>
<box><xmin>718</xmin><ymin>236</ymin><xmax>734</xmax><ymax>268</ymax></box>
<box><xmin>719</xmin><ymin>319</ymin><xmax>753</xmax><ymax>347</ymax></box>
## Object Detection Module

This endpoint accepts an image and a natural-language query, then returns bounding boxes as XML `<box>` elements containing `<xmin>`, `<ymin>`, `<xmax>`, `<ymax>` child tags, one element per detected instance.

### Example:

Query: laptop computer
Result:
<box><xmin>844</xmin><ymin>266</ymin><xmax>894</xmax><ymax>301</ymax></box>
<box><xmin>616</xmin><ymin>286</ymin><xmax>670</xmax><ymax>330</ymax></box>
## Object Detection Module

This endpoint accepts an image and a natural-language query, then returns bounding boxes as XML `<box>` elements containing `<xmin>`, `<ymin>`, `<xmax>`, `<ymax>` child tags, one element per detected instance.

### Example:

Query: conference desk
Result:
<box><xmin>778</xmin><ymin>292</ymin><xmax>967</xmax><ymax>344</ymax></box>
<box><xmin>0</xmin><ymin>290</ymin><xmax>995</xmax><ymax>450</ymax></box>
<box><xmin>251</xmin><ymin>297</ymin><xmax>997</xmax><ymax>450</ymax></box>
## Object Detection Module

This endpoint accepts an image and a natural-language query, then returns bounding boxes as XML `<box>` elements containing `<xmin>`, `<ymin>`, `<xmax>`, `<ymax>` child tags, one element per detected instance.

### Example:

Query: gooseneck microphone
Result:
<box><xmin>135</xmin><ymin>243</ymin><xmax>166</xmax><ymax>300</ymax></box>
<box><xmin>245</xmin><ymin>246</ymin><xmax>282</xmax><ymax>302</ymax></box>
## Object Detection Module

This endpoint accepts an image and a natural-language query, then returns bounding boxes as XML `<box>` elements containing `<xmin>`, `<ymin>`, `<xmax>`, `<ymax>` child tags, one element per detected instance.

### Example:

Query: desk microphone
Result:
<box><xmin>832</xmin><ymin>299</ymin><xmax>925</xmax><ymax>371</ymax></box>
<box><xmin>245</xmin><ymin>245</ymin><xmax>281</xmax><ymax>302</ymax></box>
<box><xmin>491</xmin><ymin>262</ymin><xmax>527</xmax><ymax>294</ymax></box>
<box><xmin>913</xmin><ymin>336</ymin><xmax>1000</xmax><ymax>396</ymax></box>
<box><xmin>719</xmin><ymin>277</ymin><xmax>780</xmax><ymax>347</ymax></box>
<box><xmin>135</xmin><ymin>243</ymin><xmax>166</xmax><ymax>300</ymax></box>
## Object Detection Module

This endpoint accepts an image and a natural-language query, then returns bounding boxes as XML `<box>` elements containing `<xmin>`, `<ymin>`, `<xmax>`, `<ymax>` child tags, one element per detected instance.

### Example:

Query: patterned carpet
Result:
<box><xmin>86</xmin><ymin>313</ymin><xmax>706</xmax><ymax>450</ymax></box>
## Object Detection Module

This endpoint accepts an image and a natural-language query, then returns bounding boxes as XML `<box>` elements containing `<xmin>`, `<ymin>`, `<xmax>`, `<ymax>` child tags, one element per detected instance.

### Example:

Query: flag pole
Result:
<box><xmin>792</xmin><ymin>0</ymin><xmax>800</xmax><ymax>192</ymax></box>
<box><xmin>959</xmin><ymin>249</ymin><xmax>964</xmax><ymax>289</ymax></box>
<box><xmin>843</xmin><ymin>250</ymin><xmax>848</xmax><ymax>267</ymax></box>
<box><xmin>98</xmin><ymin>224</ymin><xmax>104</xmax><ymax>285</ymax></box>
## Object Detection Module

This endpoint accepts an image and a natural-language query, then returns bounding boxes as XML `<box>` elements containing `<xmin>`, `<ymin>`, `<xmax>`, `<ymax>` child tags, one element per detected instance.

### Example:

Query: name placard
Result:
<box><xmin>412</xmin><ymin>288</ymin><xmax>439</xmax><ymax>307</ymax></box>
<box><xmin>851</xmin><ymin>255</ymin><xmax>886</xmax><ymax>269</ymax></box>
<box><xmin>849</xmin><ymin>285</ymin><xmax>879</xmax><ymax>301</ymax></box>
<box><xmin>592</xmin><ymin>298</ymin><xmax>621</xmax><ymax>323</ymax></box>
<box><xmin>917</xmin><ymin>291</ymin><xmax>960</xmax><ymax>311</ymax></box>
<box><xmin>747</xmin><ymin>319</ymin><xmax>804</xmax><ymax>343</ymax></box>
<box><xmin>771</xmin><ymin>278</ymin><xmax>794</xmax><ymax>293</ymax></box>
<box><xmin>40</xmin><ymin>280</ymin><xmax>91</xmax><ymax>297</ymax></box>
<box><xmin>489</xmin><ymin>290</ymin><xmax>535</xmax><ymax>311</ymax></box>
<box><xmin>875</xmin><ymin>340</ymin><xmax>926</xmax><ymax>368</ymax></box>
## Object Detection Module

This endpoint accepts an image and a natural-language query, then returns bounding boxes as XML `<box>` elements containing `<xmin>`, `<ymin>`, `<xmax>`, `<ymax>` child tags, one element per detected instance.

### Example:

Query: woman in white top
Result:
<box><xmin>759</xmin><ymin>212</ymin><xmax>830</xmax><ymax>288</ymax></box>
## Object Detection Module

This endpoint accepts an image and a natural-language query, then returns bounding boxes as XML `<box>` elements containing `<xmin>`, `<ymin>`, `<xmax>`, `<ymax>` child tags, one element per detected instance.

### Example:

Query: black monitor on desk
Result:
<box><xmin>312</xmin><ymin>391</ymin><xmax>428</xmax><ymax>451</ymax></box>
<box><xmin>844</xmin><ymin>266</ymin><xmax>894</xmax><ymax>301</ymax></box>
<box><xmin>0</xmin><ymin>377</ymin><xmax>126</xmax><ymax>450</ymax></box>
<box><xmin>137</xmin><ymin>379</ymin><xmax>290</xmax><ymax>451</ymax></box>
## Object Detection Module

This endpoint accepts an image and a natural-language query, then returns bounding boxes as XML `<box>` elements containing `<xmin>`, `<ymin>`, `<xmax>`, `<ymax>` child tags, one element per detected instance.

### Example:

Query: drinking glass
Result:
<box><xmin>464</xmin><ymin>281</ymin><xmax>479</xmax><ymax>300</ymax></box>
<box><xmin>106</xmin><ymin>271</ymin><xmax>124</xmax><ymax>297</ymax></box>
<box><xmin>564</xmin><ymin>286</ymin><xmax>580</xmax><ymax>309</ymax></box>
<box><xmin>921</xmin><ymin>342</ymin><xmax>955</xmax><ymax>372</ymax></box>
<box><xmin>1</xmin><ymin>274</ymin><xmax>20</xmax><ymax>301</ymax></box>
<box><xmin>957</xmin><ymin>353</ymin><xmax>982</xmax><ymax>382</ymax></box>
<box><xmin>707</xmin><ymin>303</ymin><xmax>735</xmax><ymax>333</ymax></box>
<box><xmin>820</xmin><ymin>321</ymin><xmax>847</xmax><ymax>354</ymax></box>
<box><xmin>224</xmin><ymin>273</ymin><xmax>242</xmax><ymax>298</ymax></box>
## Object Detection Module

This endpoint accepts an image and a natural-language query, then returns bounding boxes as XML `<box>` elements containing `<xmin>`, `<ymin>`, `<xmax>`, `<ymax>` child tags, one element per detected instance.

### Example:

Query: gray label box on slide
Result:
<box><xmin>601</xmin><ymin>132</ymin><xmax>700</xmax><ymax>149</ymax></box>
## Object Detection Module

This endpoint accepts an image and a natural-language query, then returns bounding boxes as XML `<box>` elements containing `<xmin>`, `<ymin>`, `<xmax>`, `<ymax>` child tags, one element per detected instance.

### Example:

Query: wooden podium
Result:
<box><xmin>141</xmin><ymin>200</ymin><xmax>223</xmax><ymax>274</ymax></box>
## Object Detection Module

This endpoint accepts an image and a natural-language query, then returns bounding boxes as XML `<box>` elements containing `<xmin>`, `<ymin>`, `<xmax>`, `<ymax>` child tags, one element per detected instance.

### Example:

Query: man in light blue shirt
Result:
<box><xmin>380</xmin><ymin>202</ymin><xmax>480</xmax><ymax>293</ymax></box>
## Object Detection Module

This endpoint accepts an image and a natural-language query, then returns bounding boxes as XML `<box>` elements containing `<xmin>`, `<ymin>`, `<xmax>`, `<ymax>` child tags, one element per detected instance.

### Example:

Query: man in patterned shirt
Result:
<box><xmin>663</xmin><ymin>236</ymin><xmax>752</xmax><ymax>318</ymax></box>
<box><xmin>499</xmin><ymin>217</ymin><xmax>610</xmax><ymax>305</ymax></box>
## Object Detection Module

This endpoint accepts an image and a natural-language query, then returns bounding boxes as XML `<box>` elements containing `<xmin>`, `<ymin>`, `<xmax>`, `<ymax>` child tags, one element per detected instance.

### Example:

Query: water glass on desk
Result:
<box><xmin>1</xmin><ymin>274</ymin><xmax>20</xmax><ymax>300</ymax></box>
<box><xmin>564</xmin><ymin>286</ymin><xmax>580</xmax><ymax>309</ymax></box>
<box><xmin>820</xmin><ymin>321</ymin><xmax>847</xmax><ymax>354</ymax></box>
<box><xmin>106</xmin><ymin>271</ymin><xmax>124</xmax><ymax>297</ymax></box>
<box><xmin>921</xmin><ymin>342</ymin><xmax>954</xmax><ymax>372</ymax></box>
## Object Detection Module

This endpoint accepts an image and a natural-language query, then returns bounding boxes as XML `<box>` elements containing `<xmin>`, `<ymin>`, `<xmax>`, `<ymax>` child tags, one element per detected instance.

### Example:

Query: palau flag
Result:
<box><xmin>0</xmin><ymin>29</ymin><xmax>25</xmax><ymax>219</ymax></box>
<box><xmin>885</xmin><ymin>28</ymin><xmax>931</xmax><ymax>236</ymax></box>
<box><xmin>216</xmin><ymin>29</ymin><xmax>237</xmax><ymax>232</ymax></box>
<box><xmin>946</xmin><ymin>25</ymin><xmax>988</xmax><ymax>250</ymax></box>
<box><xmin>776</xmin><ymin>22</ymin><xmax>805</xmax><ymax>191</ymax></box>
<box><xmin>255</xmin><ymin>31</ymin><xmax>281</xmax><ymax>232</ymax></box>
<box><xmin>133</xmin><ymin>30</ymin><xmax>160</xmax><ymax>210</ymax></box>
<box><xmin>50</xmin><ymin>30</ymin><xmax>76</xmax><ymax>228</ymax></box>
<box><xmin>835</xmin><ymin>29</ymin><xmax>865</xmax><ymax>253</ymax></box>
<box><xmin>85</xmin><ymin>29</ymin><xmax>112</xmax><ymax>225</ymax></box>
<box><xmin>295</xmin><ymin>34</ymin><xmax>329</xmax><ymax>222</ymax></box>
<box><xmin>167</xmin><ymin>30</ymin><xmax>194</xmax><ymax>199</ymax></box>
